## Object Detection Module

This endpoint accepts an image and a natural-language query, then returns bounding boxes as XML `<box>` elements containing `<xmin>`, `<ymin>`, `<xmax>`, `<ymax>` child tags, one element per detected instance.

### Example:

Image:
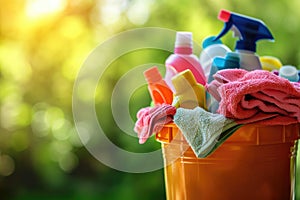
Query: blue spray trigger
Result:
<box><xmin>202</xmin><ymin>36</ymin><xmax>222</xmax><ymax>49</ymax></box>
<box><xmin>231</xmin><ymin>26</ymin><xmax>242</xmax><ymax>39</ymax></box>
<box><xmin>213</xmin><ymin>20</ymin><xmax>233</xmax><ymax>42</ymax></box>
<box><xmin>214</xmin><ymin>9</ymin><xmax>274</xmax><ymax>52</ymax></box>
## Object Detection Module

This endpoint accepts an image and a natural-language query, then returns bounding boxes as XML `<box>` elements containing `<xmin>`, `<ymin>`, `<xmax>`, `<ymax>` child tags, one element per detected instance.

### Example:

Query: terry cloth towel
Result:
<box><xmin>208</xmin><ymin>69</ymin><xmax>300</xmax><ymax>125</ymax></box>
<box><xmin>134</xmin><ymin>104</ymin><xmax>176</xmax><ymax>144</ymax></box>
<box><xmin>174</xmin><ymin>107</ymin><xmax>241</xmax><ymax>158</ymax></box>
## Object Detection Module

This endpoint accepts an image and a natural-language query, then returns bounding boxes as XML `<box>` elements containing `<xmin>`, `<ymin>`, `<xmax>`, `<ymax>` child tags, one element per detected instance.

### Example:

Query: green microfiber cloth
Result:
<box><xmin>174</xmin><ymin>107</ymin><xmax>242</xmax><ymax>158</ymax></box>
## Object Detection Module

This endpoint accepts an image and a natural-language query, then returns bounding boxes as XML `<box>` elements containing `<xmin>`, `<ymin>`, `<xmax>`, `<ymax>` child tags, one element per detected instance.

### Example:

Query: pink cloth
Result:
<box><xmin>207</xmin><ymin>69</ymin><xmax>300</xmax><ymax>125</ymax></box>
<box><xmin>134</xmin><ymin>104</ymin><xmax>176</xmax><ymax>144</ymax></box>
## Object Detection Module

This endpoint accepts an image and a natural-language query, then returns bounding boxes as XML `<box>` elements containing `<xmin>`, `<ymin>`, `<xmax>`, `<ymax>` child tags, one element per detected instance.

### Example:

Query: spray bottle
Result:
<box><xmin>143</xmin><ymin>66</ymin><xmax>173</xmax><ymax>105</ymax></box>
<box><xmin>207</xmin><ymin>52</ymin><xmax>240</xmax><ymax>83</ymax></box>
<box><xmin>207</xmin><ymin>52</ymin><xmax>240</xmax><ymax>113</ymax></box>
<box><xmin>199</xmin><ymin>36</ymin><xmax>231</xmax><ymax>79</ymax></box>
<box><xmin>214</xmin><ymin>9</ymin><xmax>274</xmax><ymax>71</ymax></box>
<box><xmin>165</xmin><ymin>32</ymin><xmax>206</xmax><ymax>92</ymax></box>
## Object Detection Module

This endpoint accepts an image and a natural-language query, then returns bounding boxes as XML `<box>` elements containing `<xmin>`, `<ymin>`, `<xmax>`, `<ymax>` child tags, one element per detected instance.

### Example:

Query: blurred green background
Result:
<box><xmin>1</xmin><ymin>0</ymin><xmax>300</xmax><ymax>199</ymax></box>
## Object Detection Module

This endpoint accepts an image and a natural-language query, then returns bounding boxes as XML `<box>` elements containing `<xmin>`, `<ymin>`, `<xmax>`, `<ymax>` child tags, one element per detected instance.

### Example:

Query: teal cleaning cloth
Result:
<box><xmin>174</xmin><ymin>107</ymin><xmax>242</xmax><ymax>158</ymax></box>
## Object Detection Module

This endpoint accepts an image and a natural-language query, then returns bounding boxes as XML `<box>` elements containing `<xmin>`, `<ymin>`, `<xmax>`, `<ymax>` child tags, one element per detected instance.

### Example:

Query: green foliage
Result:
<box><xmin>0</xmin><ymin>0</ymin><xmax>300</xmax><ymax>199</ymax></box>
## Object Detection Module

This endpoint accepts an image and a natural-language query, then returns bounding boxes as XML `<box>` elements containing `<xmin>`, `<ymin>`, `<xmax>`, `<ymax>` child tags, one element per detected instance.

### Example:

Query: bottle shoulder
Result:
<box><xmin>166</xmin><ymin>53</ymin><xmax>200</xmax><ymax>64</ymax></box>
<box><xmin>201</xmin><ymin>44</ymin><xmax>231</xmax><ymax>56</ymax></box>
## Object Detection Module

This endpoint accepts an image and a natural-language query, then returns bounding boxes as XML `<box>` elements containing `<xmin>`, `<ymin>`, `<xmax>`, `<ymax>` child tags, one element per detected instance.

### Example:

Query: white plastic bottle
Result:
<box><xmin>236</xmin><ymin>49</ymin><xmax>262</xmax><ymax>71</ymax></box>
<box><xmin>199</xmin><ymin>36</ymin><xmax>231</xmax><ymax>80</ymax></box>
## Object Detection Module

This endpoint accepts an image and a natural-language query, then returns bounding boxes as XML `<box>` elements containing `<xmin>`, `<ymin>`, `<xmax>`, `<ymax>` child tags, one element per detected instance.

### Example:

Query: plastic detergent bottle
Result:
<box><xmin>214</xmin><ymin>9</ymin><xmax>274</xmax><ymax>71</ymax></box>
<box><xmin>199</xmin><ymin>36</ymin><xmax>231</xmax><ymax>80</ymax></box>
<box><xmin>208</xmin><ymin>52</ymin><xmax>240</xmax><ymax>83</ymax></box>
<box><xmin>143</xmin><ymin>66</ymin><xmax>173</xmax><ymax>105</ymax></box>
<box><xmin>207</xmin><ymin>52</ymin><xmax>240</xmax><ymax>113</ymax></box>
<box><xmin>279</xmin><ymin>65</ymin><xmax>299</xmax><ymax>82</ymax></box>
<box><xmin>259</xmin><ymin>56</ymin><xmax>282</xmax><ymax>71</ymax></box>
<box><xmin>171</xmin><ymin>69</ymin><xmax>206</xmax><ymax>109</ymax></box>
<box><xmin>165</xmin><ymin>32</ymin><xmax>206</xmax><ymax>92</ymax></box>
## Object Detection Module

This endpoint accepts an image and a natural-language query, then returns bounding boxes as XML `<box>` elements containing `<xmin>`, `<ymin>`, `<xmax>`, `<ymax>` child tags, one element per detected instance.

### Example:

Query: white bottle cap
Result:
<box><xmin>279</xmin><ymin>65</ymin><xmax>299</xmax><ymax>82</ymax></box>
<box><xmin>175</xmin><ymin>32</ymin><xmax>193</xmax><ymax>48</ymax></box>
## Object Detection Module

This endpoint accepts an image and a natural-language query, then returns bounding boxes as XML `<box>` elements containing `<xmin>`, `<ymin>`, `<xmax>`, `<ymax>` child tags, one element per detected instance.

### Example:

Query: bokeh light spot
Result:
<box><xmin>58</xmin><ymin>152</ymin><xmax>78</xmax><ymax>172</ymax></box>
<box><xmin>0</xmin><ymin>154</ymin><xmax>15</xmax><ymax>176</ymax></box>
<box><xmin>52</xmin><ymin>119</ymin><xmax>72</xmax><ymax>141</ymax></box>
<box><xmin>32</xmin><ymin>110</ymin><xmax>50</xmax><ymax>137</ymax></box>
<box><xmin>26</xmin><ymin>0</ymin><xmax>67</xmax><ymax>18</ymax></box>
<box><xmin>45</xmin><ymin>107</ymin><xmax>65</xmax><ymax>127</ymax></box>
<box><xmin>126</xmin><ymin>0</ymin><xmax>151</xmax><ymax>25</ymax></box>
<box><xmin>0</xmin><ymin>43</ymin><xmax>32</xmax><ymax>83</ymax></box>
<box><xmin>58</xmin><ymin>16</ymin><xmax>86</xmax><ymax>40</ymax></box>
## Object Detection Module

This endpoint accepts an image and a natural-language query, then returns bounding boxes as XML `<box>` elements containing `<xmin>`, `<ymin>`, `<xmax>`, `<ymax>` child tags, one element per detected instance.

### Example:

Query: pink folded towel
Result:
<box><xmin>134</xmin><ymin>104</ymin><xmax>176</xmax><ymax>144</ymax></box>
<box><xmin>207</xmin><ymin>69</ymin><xmax>300</xmax><ymax>125</ymax></box>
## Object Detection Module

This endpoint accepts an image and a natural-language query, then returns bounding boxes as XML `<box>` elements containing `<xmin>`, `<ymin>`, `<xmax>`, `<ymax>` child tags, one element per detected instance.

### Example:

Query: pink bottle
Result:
<box><xmin>165</xmin><ymin>32</ymin><xmax>206</xmax><ymax>92</ymax></box>
<box><xmin>143</xmin><ymin>66</ymin><xmax>173</xmax><ymax>105</ymax></box>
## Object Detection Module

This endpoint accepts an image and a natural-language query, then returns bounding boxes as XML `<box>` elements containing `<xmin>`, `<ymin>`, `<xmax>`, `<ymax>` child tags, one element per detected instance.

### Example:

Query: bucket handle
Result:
<box><xmin>290</xmin><ymin>140</ymin><xmax>298</xmax><ymax>200</ymax></box>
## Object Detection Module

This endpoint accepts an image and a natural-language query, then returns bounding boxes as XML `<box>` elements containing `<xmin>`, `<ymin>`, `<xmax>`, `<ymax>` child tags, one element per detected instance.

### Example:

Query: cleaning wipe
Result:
<box><xmin>174</xmin><ymin>106</ymin><xmax>241</xmax><ymax>158</ymax></box>
<box><xmin>207</xmin><ymin>69</ymin><xmax>300</xmax><ymax>125</ymax></box>
<box><xmin>134</xmin><ymin>104</ymin><xmax>176</xmax><ymax>144</ymax></box>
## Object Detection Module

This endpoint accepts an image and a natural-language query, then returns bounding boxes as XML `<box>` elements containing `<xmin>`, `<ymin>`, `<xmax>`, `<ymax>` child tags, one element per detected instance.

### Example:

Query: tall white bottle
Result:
<box><xmin>199</xmin><ymin>36</ymin><xmax>231</xmax><ymax>80</ymax></box>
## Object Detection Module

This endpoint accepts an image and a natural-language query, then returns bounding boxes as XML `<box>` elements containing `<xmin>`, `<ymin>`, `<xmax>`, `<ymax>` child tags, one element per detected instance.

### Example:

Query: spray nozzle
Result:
<box><xmin>214</xmin><ymin>9</ymin><xmax>274</xmax><ymax>52</ymax></box>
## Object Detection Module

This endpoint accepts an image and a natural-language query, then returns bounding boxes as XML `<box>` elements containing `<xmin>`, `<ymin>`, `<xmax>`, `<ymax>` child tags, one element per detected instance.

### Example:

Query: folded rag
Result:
<box><xmin>207</xmin><ymin>69</ymin><xmax>300</xmax><ymax>125</ymax></box>
<box><xmin>174</xmin><ymin>107</ymin><xmax>241</xmax><ymax>158</ymax></box>
<box><xmin>134</xmin><ymin>104</ymin><xmax>176</xmax><ymax>144</ymax></box>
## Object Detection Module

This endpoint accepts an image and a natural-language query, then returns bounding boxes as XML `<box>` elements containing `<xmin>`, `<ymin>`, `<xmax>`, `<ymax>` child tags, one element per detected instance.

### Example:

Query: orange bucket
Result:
<box><xmin>156</xmin><ymin>123</ymin><xmax>300</xmax><ymax>200</ymax></box>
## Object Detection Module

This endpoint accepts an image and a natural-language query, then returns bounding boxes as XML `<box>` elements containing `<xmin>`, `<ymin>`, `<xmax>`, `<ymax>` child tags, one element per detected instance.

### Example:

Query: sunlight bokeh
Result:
<box><xmin>0</xmin><ymin>0</ymin><xmax>300</xmax><ymax>199</ymax></box>
<box><xmin>25</xmin><ymin>0</ymin><xmax>67</xmax><ymax>18</ymax></box>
